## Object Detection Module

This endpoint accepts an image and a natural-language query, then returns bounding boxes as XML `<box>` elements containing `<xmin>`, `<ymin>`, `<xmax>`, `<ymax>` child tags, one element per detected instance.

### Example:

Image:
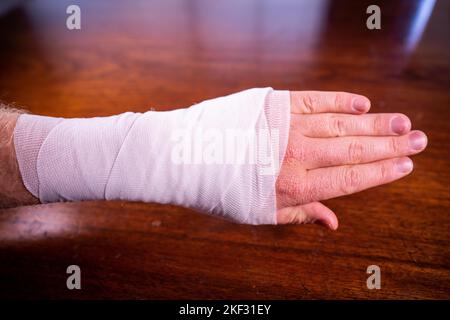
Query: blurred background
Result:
<box><xmin>0</xmin><ymin>0</ymin><xmax>449</xmax><ymax>299</ymax></box>
<box><xmin>0</xmin><ymin>0</ymin><xmax>447</xmax><ymax>116</ymax></box>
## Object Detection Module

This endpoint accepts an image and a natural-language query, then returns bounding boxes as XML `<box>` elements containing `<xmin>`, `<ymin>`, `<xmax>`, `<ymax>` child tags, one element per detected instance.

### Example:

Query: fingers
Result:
<box><xmin>279</xmin><ymin>157</ymin><xmax>414</xmax><ymax>205</ymax></box>
<box><xmin>276</xmin><ymin>202</ymin><xmax>338</xmax><ymax>230</ymax></box>
<box><xmin>290</xmin><ymin>91</ymin><xmax>371</xmax><ymax>115</ymax></box>
<box><xmin>290</xmin><ymin>130</ymin><xmax>427</xmax><ymax>169</ymax></box>
<box><xmin>293</xmin><ymin>113</ymin><xmax>411</xmax><ymax>137</ymax></box>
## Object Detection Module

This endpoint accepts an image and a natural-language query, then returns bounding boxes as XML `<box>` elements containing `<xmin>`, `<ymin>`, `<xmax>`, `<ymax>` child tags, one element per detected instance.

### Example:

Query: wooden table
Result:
<box><xmin>0</xmin><ymin>0</ymin><xmax>448</xmax><ymax>299</ymax></box>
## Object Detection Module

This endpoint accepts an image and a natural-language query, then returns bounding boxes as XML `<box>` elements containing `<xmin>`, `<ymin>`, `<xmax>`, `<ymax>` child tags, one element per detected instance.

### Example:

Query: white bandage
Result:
<box><xmin>14</xmin><ymin>88</ymin><xmax>290</xmax><ymax>224</ymax></box>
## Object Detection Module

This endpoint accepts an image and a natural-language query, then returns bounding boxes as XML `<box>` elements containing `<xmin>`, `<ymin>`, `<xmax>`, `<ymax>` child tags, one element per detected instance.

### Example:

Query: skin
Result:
<box><xmin>0</xmin><ymin>106</ymin><xmax>39</xmax><ymax>207</ymax></box>
<box><xmin>276</xmin><ymin>91</ymin><xmax>427</xmax><ymax>229</ymax></box>
<box><xmin>0</xmin><ymin>92</ymin><xmax>427</xmax><ymax>229</ymax></box>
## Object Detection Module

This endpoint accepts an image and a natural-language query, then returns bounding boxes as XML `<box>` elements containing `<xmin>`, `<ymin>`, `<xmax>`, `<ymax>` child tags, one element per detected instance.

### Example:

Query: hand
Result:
<box><xmin>276</xmin><ymin>91</ymin><xmax>427</xmax><ymax>229</ymax></box>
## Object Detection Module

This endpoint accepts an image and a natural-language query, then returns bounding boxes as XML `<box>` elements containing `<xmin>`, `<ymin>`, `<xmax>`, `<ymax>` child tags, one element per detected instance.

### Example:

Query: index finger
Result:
<box><xmin>290</xmin><ymin>91</ymin><xmax>371</xmax><ymax>114</ymax></box>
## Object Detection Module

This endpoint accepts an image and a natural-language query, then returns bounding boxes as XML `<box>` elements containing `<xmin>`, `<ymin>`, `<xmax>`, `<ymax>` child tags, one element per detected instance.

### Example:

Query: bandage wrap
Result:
<box><xmin>14</xmin><ymin>88</ymin><xmax>290</xmax><ymax>224</ymax></box>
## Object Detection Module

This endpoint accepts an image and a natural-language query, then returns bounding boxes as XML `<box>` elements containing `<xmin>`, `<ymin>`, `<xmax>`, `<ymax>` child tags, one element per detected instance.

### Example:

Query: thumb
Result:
<box><xmin>276</xmin><ymin>202</ymin><xmax>339</xmax><ymax>230</ymax></box>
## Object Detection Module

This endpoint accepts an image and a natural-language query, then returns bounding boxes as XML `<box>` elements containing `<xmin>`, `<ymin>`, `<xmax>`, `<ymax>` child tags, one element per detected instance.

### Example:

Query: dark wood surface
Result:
<box><xmin>0</xmin><ymin>0</ymin><xmax>449</xmax><ymax>299</ymax></box>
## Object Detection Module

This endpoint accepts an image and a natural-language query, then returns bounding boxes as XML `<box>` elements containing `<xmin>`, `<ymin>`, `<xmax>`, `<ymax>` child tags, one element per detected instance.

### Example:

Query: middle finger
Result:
<box><xmin>289</xmin><ymin>130</ymin><xmax>427</xmax><ymax>169</ymax></box>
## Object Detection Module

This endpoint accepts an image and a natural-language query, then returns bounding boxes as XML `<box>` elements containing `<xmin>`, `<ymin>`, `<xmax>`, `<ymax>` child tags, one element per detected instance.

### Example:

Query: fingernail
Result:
<box><xmin>409</xmin><ymin>131</ymin><xmax>427</xmax><ymax>150</ymax></box>
<box><xmin>391</xmin><ymin>116</ymin><xmax>409</xmax><ymax>134</ymax></box>
<box><xmin>396</xmin><ymin>157</ymin><xmax>413</xmax><ymax>173</ymax></box>
<box><xmin>352</xmin><ymin>97</ymin><xmax>369</xmax><ymax>112</ymax></box>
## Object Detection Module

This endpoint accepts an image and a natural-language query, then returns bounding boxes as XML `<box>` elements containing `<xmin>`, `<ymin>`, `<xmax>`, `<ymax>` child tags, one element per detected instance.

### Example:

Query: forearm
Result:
<box><xmin>11</xmin><ymin>89</ymin><xmax>288</xmax><ymax>224</ymax></box>
<box><xmin>0</xmin><ymin>106</ymin><xmax>39</xmax><ymax>208</ymax></box>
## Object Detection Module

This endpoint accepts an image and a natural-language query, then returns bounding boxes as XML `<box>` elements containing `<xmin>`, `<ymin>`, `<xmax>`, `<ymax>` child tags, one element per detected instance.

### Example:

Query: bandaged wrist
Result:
<box><xmin>14</xmin><ymin>88</ymin><xmax>290</xmax><ymax>224</ymax></box>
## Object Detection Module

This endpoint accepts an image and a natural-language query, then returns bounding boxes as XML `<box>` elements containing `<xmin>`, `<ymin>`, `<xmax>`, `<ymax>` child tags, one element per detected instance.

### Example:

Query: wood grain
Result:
<box><xmin>0</xmin><ymin>0</ymin><xmax>449</xmax><ymax>299</ymax></box>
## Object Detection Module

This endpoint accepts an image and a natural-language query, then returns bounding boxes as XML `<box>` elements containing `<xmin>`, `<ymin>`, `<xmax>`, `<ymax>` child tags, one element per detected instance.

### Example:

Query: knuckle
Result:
<box><xmin>283</xmin><ymin>208</ymin><xmax>299</xmax><ymax>224</ymax></box>
<box><xmin>340</xmin><ymin>166</ymin><xmax>362</xmax><ymax>194</ymax></box>
<box><xmin>347</xmin><ymin>140</ymin><xmax>365</xmax><ymax>163</ymax></box>
<box><xmin>301</xmin><ymin>94</ymin><xmax>318</xmax><ymax>113</ymax></box>
<box><xmin>293</xmin><ymin>210</ymin><xmax>311</xmax><ymax>224</ymax></box>
<box><xmin>389</xmin><ymin>137</ymin><xmax>401</xmax><ymax>153</ymax></box>
<box><xmin>379</xmin><ymin>162</ymin><xmax>390</xmax><ymax>181</ymax></box>
<box><xmin>330</xmin><ymin>115</ymin><xmax>346</xmax><ymax>136</ymax></box>
<box><xmin>373</xmin><ymin>114</ymin><xmax>385</xmax><ymax>133</ymax></box>
<box><xmin>334</xmin><ymin>92</ymin><xmax>345</xmax><ymax>110</ymax></box>
<box><xmin>287</xmin><ymin>208</ymin><xmax>308</xmax><ymax>224</ymax></box>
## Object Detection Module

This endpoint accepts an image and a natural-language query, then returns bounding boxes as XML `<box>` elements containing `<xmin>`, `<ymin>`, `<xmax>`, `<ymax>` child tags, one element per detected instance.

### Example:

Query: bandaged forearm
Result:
<box><xmin>13</xmin><ymin>88</ymin><xmax>290</xmax><ymax>224</ymax></box>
